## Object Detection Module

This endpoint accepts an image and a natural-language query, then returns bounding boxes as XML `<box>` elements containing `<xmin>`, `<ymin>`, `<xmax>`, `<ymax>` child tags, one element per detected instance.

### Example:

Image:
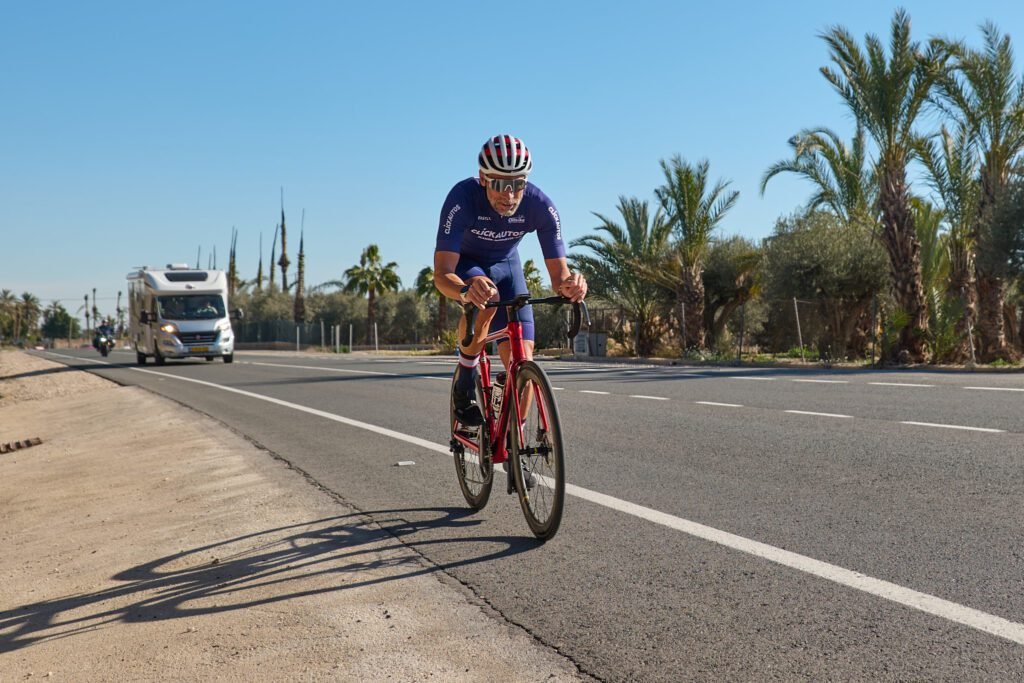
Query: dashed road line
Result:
<box><xmin>785</xmin><ymin>410</ymin><xmax>853</xmax><ymax>419</ymax></box>
<box><xmin>731</xmin><ymin>376</ymin><xmax>777</xmax><ymax>381</ymax></box>
<box><xmin>900</xmin><ymin>421</ymin><xmax>1005</xmax><ymax>434</ymax></box>
<box><xmin>579</xmin><ymin>390</ymin><xmax>611</xmax><ymax>395</ymax></box>
<box><xmin>792</xmin><ymin>379</ymin><xmax>849</xmax><ymax>384</ymax></box>
<box><xmin>964</xmin><ymin>386</ymin><xmax>1024</xmax><ymax>392</ymax></box>
<box><xmin>629</xmin><ymin>395</ymin><xmax>669</xmax><ymax>401</ymax></box>
<box><xmin>869</xmin><ymin>382</ymin><xmax>935</xmax><ymax>388</ymax></box>
<box><xmin>695</xmin><ymin>401</ymin><xmax>743</xmax><ymax>407</ymax></box>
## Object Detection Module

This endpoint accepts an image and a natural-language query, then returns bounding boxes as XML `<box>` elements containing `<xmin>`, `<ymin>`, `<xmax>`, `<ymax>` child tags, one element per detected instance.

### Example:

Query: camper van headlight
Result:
<box><xmin>159</xmin><ymin>323</ymin><xmax>178</xmax><ymax>335</ymax></box>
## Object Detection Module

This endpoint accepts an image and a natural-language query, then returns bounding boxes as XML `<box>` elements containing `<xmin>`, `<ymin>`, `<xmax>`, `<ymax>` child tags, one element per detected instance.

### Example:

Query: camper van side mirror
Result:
<box><xmin>139</xmin><ymin>311</ymin><xmax>151</xmax><ymax>324</ymax></box>
<box><xmin>232</xmin><ymin>308</ymin><xmax>244</xmax><ymax>321</ymax></box>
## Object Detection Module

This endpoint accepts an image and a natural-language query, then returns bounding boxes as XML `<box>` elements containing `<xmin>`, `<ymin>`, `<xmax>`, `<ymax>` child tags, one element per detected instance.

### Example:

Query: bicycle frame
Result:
<box><xmin>450</xmin><ymin>306</ymin><xmax>552</xmax><ymax>466</ymax></box>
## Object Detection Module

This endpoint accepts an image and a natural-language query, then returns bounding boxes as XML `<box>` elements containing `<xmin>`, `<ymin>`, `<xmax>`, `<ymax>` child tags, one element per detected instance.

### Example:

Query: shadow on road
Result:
<box><xmin>0</xmin><ymin>506</ymin><xmax>536</xmax><ymax>652</ymax></box>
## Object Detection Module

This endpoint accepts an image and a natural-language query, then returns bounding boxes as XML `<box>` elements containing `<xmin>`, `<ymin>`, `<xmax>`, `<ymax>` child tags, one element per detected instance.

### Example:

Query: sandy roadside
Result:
<box><xmin>0</xmin><ymin>350</ymin><xmax>586</xmax><ymax>682</ymax></box>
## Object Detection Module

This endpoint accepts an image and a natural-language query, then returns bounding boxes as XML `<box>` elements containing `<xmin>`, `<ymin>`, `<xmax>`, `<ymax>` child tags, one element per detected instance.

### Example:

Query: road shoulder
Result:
<box><xmin>0</xmin><ymin>350</ymin><xmax>584</xmax><ymax>681</ymax></box>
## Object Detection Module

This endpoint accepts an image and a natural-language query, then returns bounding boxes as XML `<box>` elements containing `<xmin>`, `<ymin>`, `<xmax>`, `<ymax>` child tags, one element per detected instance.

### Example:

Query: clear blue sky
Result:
<box><xmin>2</xmin><ymin>1</ymin><xmax>1022</xmax><ymax>323</ymax></box>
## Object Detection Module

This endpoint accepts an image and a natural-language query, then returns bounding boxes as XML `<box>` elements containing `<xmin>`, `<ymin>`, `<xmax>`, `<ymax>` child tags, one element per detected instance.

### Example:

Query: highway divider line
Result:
<box><xmin>785</xmin><ymin>410</ymin><xmax>853</xmax><ymax>419</ymax></box>
<box><xmin>629</xmin><ymin>395</ymin><xmax>669</xmax><ymax>401</ymax></box>
<box><xmin>792</xmin><ymin>379</ymin><xmax>848</xmax><ymax>384</ymax></box>
<box><xmin>900</xmin><ymin>421</ymin><xmax>1006</xmax><ymax>434</ymax></box>
<box><xmin>869</xmin><ymin>382</ymin><xmax>935</xmax><ymax>388</ymax></box>
<box><xmin>565</xmin><ymin>484</ymin><xmax>1024</xmax><ymax>646</ymax></box>
<box><xmin>963</xmin><ymin>386</ymin><xmax>1024</xmax><ymax>392</ymax></box>
<box><xmin>41</xmin><ymin>351</ymin><xmax>1024</xmax><ymax>646</ymax></box>
<box><xmin>695</xmin><ymin>401</ymin><xmax>743</xmax><ymax>408</ymax></box>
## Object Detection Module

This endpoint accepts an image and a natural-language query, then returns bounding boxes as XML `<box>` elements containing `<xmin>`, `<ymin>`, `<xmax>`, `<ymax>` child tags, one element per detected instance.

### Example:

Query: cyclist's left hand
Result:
<box><xmin>558</xmin><ymin>272</ymin><xmax>588</xmax><ymax>302</ymax></box>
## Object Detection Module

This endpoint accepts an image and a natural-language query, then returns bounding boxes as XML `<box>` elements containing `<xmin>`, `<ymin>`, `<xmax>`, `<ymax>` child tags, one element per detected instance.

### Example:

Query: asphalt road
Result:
<box><xmin>37</xmin><ymin>349</ymin><xmax>1024</xmax><ymax>681</ymax></box>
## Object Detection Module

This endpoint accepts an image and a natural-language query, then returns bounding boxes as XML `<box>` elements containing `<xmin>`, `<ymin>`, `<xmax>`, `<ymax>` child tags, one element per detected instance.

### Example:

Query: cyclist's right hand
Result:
<box><xmin>461</xmin><ymin>276</ymin><xmax>498</xmax><ymax>309</ymax></box>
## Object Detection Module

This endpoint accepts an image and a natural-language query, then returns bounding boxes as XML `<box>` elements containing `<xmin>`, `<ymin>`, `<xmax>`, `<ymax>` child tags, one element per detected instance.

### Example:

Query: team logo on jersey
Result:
<box><xmin>507</xmin><ymin>215</ymin><xmax>526</xmax><ymax>224</ymax></box>
<box><xmin>443</xmin><ymin>204</ymin><xmax>462</xmax><ymax>234</ymax></box>
<box><xmin>547</xmin><ymin>206</ymin><xmax>561</xmax><ymax>240</ymax></box>
<box><xmin>476</xmin><ymin>216</ymin><xmax>492</xmax><ymax>221</ymax></box>
<box><xmin>470</xmin><ymin>228</ymin><xmax>526</xmax><ymax>241</ymax></box>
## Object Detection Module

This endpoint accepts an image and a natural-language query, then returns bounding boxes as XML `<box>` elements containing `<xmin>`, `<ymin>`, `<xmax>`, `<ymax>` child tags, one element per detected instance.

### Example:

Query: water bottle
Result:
<box><xmin>492</xmin><ymin>371</ymin><xmax>507</xmax><ymax>413</ymax></box>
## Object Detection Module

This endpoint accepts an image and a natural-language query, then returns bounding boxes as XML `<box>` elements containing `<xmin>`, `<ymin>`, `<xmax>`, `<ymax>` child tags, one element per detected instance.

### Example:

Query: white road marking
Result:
<box><xmin>785</xmin><ymin>410</ymin><xmax>853</xmax><ymax>419</ymax></box>
<box><xmin>42</xmin><ymin>350</ymin><xmax>1024</xmax><ymax>646</ymax></box>
<box><xmin>552</xmin><ymin>387</ymin><xmax>565</xmax><ymax>391</ymax></box>
<box><xmin>731</xmin><ymin>376</ymin><xmax>777</xmax><ymax>381</ymax></box>
<box><xmin>695</xmin><ymin>401</ymin><xmax>743</xmax><ymax>408</ymax></box>
<box><xmin>245</xmin><ymin>360</ymin><xmax>398</xmax><ymax>376</ymax></box>
<box><xmin>869</xmin><ymin>382</ymin><xmax>935</xmax><ymax>388</ymax></box>
<box><xmin>900</xmin><ymin>421</ymin><xmax>1005</xmax><ymax>434</ymax></box>
<box><xmin>579</xmin><ymin>390</ymin><xmax>611</xmax><ymax>395</ymax></box>
<box><xmin>792</xmin><ymin>379</ymin><xmax>849</xmax><ymax>384</ymax></box>
<box><xmin>629</xmin><ymin>395</ymin><xmax>669</xmax><ymax>401</ymax></box>
<box><xmin>964</xmin><ymin>386</ymin><xmax>1024</xmax><ymax>392</ymax></box>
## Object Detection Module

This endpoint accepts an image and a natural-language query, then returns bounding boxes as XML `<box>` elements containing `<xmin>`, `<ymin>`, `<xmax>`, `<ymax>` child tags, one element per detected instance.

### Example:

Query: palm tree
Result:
<box><xmin>571</xmin><ymin>197</ymin><xmax>672</xmax><ymax>357</ymax></box>
<box><xmin>915</xmin><ymin>123</ymin><xmax>981</xmax><ymax>361</ymax></box>
<box><xmin>761</xmin><ymin>125</ymin><xmax>876</xmax><ymax>224</ymax></box>
<box><xmin>0</xmin><ymin>289</ymin><xmax>16</xmax><ymax>341</ymax></box>
<box><xmin>17</xmin><ymin>292</ymin><xmax>41</xmax><ymax>342</ymax></box>
<box><xmin>325</xmin><ymin>244</ymin><xmax>401</xmax><ymax>344</ymax></box>
<box><xmin>655</xmin><ymin>156</ymin><xmax>739</xmax><ymax>351</ymax></box>
<box><xmin>522</xmin><ymin>259</ymin><xmax>545</xmax><ymax>296</ymax></box>
<box><xmin>935</xmin><ymin>22</ymin><xmax>1024</xmax><ymax>360</ymax></box>
<box><xmin>415</xmin><ymin>265</ymin><xmax>447</xmax><ymax>340</ymax></box>
<box><xmin>820</xmin><ymin>9</ymin><xmax>947</xmax><ymax>361</ymax></box>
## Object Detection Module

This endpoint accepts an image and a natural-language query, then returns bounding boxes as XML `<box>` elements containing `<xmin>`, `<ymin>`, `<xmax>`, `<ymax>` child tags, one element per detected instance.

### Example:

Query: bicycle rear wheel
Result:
<box><xmin>509</xmin><ymin>361</ymin><xmax>565</xmax><ymax>541</ymax></box>
<box><xmin>450</xmin><ymin>373</ymin><xmax>493</xmax><ymax>510</ymax></box>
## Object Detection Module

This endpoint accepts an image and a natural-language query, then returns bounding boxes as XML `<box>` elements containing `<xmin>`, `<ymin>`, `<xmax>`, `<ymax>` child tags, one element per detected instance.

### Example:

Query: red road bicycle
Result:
<box><xmin>449</xmin><ymin>294</ymin><xmax>588</xmax><ymax>541</ymax></box>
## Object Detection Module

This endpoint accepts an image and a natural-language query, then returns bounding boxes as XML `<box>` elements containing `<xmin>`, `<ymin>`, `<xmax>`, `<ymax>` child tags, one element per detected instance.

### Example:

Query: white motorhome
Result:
<box><xmin>127</xmin><ymin>264</ymin><xmax>242</xmax><ymax>365</ymax></box>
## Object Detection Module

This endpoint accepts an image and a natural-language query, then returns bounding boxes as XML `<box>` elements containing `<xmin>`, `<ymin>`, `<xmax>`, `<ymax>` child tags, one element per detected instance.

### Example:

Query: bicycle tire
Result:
<box><xmin>509</xmin><ymin>361</ymin><xmax>565</xmax><ymax>540</ymax></box>
<box><xmin>450</xmin><ymin>372</ymin><xmax>493</xmax><ymax>510</ymax></box>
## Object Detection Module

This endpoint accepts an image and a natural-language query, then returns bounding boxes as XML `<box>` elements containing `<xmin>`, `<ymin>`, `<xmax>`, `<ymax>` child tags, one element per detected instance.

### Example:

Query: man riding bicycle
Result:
<box><xmin>434</xmin><ymin>134</ymin><xmax>587</xmax><ymax>426</ymax></box>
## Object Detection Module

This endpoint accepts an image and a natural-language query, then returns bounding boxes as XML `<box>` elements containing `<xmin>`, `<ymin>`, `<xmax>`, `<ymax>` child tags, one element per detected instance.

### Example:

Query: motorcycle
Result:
<box><xmin>93</xmin><ymin>329</ymin><xmax>116</xmax><ymax>357</ymax></box>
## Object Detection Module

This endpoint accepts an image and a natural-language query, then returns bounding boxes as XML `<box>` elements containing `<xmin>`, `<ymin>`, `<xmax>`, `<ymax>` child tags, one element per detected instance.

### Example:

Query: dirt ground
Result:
<box><xmin>0</xmin><ymin>350</ymin><xmax>586</xmax><ymax>682</ymax></box>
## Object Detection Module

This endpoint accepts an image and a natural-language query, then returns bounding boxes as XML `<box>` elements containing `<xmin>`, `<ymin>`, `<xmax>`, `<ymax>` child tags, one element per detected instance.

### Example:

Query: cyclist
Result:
<box><xmin>434</xmin><ymin>134</ymin><xmax>587</xmax><ymax>426</ymax></box>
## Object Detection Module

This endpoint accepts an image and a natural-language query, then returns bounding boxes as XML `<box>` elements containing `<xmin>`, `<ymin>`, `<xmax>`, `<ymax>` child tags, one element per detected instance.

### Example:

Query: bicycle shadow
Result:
<box><xmin>0</xmin><ymin>506</ymin><xmax>535</xmax><ymax>653</ymax></box>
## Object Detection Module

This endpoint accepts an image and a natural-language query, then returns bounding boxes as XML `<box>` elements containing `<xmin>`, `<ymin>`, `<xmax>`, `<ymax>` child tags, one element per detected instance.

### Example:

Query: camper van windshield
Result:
<box><xmin>157</xmin><ymin>295</ymin><xmax>226</xmax><ymax>321</ymax></box>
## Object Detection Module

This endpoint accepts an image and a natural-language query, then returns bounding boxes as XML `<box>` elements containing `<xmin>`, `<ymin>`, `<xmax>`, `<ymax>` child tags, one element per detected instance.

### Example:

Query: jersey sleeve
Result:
<box><xmin>435</xmin><ymin>185</ymin><xmax>470</xmax><ymax>253</ymax></box>
<box><xmin>535</xmin><ymin>194</ymin><xmax>566</xmax><ymax>259</ymax></box>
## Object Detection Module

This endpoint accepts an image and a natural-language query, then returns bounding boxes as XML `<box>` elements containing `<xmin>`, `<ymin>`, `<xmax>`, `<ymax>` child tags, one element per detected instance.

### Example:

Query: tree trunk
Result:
<box><xmin>975</xmin><ymin>274</ymin><xmax>1016</xmax><ymax>362</ymax></box>
<box><xmin>366</xmin><ymin>288</ymin><xmax>376</xmax><ymax>345</ymax></box>
<box><xmin>437</xmin><ymin>294</ymin><xmax>447</xmax><ymax>340</ymax></box>
<box><xmin>679</xmin><ymin>267</ymin><xmax>705</xmax><ymax>351</ymax></box>
<box><xmin>944</xmin><ymin>251</ymin><xmax>977</xmax><ymax>364</ymax></box>
<box><xmin>878</xmin><ymin>163</ymin><xmax>929</xmax><ymax>362</ymax></box>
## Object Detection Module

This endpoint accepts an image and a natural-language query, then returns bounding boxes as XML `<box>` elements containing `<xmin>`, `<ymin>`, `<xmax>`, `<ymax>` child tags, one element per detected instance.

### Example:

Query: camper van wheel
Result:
<box><xmin>154</xmin><ymin>350</ymin><xmax>166</xmax><ymax>366</ymax></box>
<box><xmin>223</xmin><ymin>353</ymin><xmax>234</xmax><ymax>364</ymax></box>
<box><xmin>136</xmin><ymin>351</ymin><xmax>147</xmax><ymax>366</ymax></box>
<box><xmin>205</xmin><ymin>356</ymin><xmax>215</xmax><ymax>362</ymax></box>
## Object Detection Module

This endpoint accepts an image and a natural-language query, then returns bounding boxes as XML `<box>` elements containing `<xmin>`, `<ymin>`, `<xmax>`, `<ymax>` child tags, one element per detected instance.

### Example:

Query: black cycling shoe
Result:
<box><xmin>452</xmin><ymin>386</ymin><xmax>484</xmax><ymax>427</ymax></box>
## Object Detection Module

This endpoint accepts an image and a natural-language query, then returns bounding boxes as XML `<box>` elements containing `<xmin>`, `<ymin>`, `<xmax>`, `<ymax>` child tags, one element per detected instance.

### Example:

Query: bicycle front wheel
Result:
<box><xmin>509</xmin><ymin>361</ymin><xmax>565</xmax><ymax>541</ymax></box>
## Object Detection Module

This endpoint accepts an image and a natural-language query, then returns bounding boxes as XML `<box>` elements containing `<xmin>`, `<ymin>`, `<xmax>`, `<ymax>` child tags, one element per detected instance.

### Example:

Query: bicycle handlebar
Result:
<box><xmin>460</xmin><ymin>295</ymin><xmax>590</xmax><ymax>349</ymax></box>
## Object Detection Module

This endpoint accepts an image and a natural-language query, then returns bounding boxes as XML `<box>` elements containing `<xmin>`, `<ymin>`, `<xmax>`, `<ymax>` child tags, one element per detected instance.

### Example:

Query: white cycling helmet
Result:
<box><xmin>478</xmin><ymin>134</ymin><xmax>533</xmax><ymax>176</ymax></box>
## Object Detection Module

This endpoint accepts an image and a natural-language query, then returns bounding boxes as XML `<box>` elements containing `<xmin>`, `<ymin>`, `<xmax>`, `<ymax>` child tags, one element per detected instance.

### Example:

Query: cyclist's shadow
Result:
<box><xmin>0</xmin><ymin>506</ymin><xmax>535</xmax><ymax>653</ymax></box>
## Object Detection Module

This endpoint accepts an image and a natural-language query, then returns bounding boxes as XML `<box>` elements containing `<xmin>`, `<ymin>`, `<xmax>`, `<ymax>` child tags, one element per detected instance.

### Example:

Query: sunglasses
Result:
<box><xmin>486</xmin><ymin>176</ymin><xmax>527</xmax><ymax>193</ymax></box>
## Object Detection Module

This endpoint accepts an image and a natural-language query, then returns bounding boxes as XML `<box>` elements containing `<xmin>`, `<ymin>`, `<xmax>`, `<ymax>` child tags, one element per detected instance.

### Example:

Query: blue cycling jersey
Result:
<box><xmin>435</xmin><ymin>178</ymin><xmax>566</xmax><ymax>262</ymax></box>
